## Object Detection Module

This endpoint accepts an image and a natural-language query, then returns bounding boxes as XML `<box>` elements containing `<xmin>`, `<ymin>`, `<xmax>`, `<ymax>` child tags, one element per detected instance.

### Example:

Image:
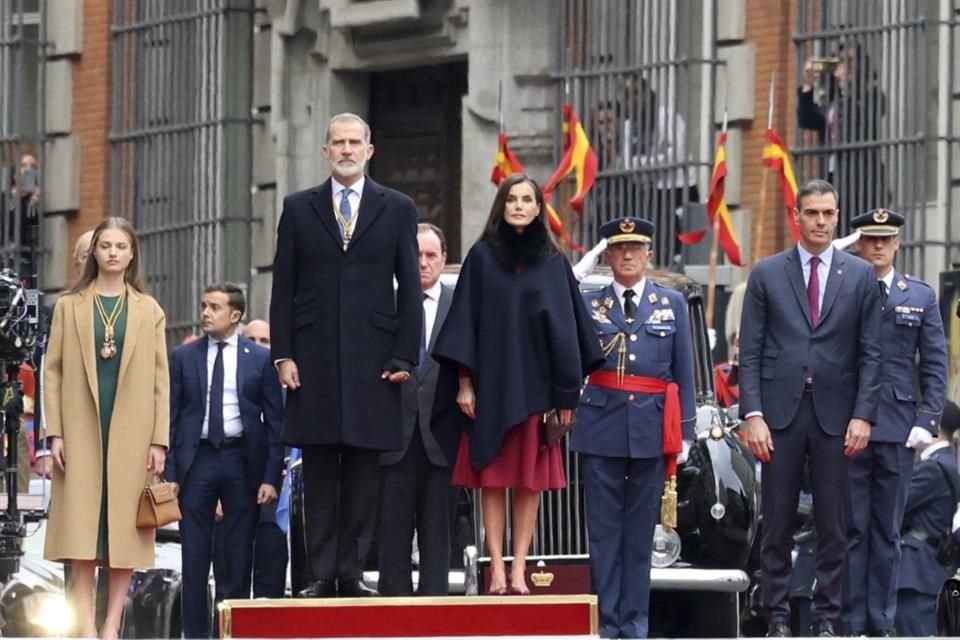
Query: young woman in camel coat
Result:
<box><xmin>43</xmin><ymin>217</ymin><xmax>169</xmax><ymax>639</ymax></box>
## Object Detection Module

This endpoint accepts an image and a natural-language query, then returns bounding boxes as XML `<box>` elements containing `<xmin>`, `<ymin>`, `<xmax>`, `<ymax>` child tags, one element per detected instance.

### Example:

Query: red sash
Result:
<box><xmin>587</xmin><ymin>370</ymin><xmax>683</xmax><ymax>478</ymax></box>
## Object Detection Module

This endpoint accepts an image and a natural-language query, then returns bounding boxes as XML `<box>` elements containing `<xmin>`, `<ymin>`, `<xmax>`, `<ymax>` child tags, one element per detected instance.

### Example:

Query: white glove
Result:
<box><xmin>905</xmin><ymin>426</ymin><xmax>935</xmax><ymax>450</ymax></box>
<box><xmin>572</xmin><ymin>239</ymin><xmax>608</xmax><ymax>282</ymax></box>
<box><xmin>677</xmin><ymin>439</ymin><xmax>692</xmax><ymax>464</ymax></box>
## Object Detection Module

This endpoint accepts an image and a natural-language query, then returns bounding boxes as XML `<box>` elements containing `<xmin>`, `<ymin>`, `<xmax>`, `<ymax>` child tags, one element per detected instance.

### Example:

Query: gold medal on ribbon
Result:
<box><xmin>95</xmin><ymin>288</ymin><xmax>126</xmax><ymax>360</ymax></box>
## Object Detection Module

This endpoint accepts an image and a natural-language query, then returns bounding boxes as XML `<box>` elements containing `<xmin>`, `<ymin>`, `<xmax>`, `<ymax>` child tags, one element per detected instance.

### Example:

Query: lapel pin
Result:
<box><xmin>897</xmin><ymin>280</ymin><xmax>907</xmax><ymax>290</ymax></box>
<box><xmin>648</xmin><ymin>293</ymin><xmax>658</xmax><ymax>304</ymax></box>
<box><xmin>604</xmin><ymin>297</ymin><xmax>614</xmax><ymax>309</ymax></box>
<box><xmin>243</xmin><ymin>347</ymin><xmax>250</xmax><ymax>353</ymax></box>
<box><xmin>591</xmin><ymin>299</ymin><xmax>600</xmax><ymax>308</ymax></box>
<box><xmin>661</xmin><ymin>296</ymin><xmax>670</xmax><ymax>306</ymax></box>
<box><xmin>836</xmin><ymin>269</ymin><xmax>842</xmax><ymax>275</ymax></box>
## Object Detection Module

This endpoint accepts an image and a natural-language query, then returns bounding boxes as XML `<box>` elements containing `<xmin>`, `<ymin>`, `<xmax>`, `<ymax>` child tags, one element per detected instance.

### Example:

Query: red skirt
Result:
<box><xmin>451</xmin><ymin>415</ymin><xmax>566</xmax><ymax>490</ymax></box>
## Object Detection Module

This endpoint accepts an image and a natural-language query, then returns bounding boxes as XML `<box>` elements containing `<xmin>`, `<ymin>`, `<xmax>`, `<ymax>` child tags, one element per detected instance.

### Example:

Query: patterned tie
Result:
<box><xmin>208</xmin><ymin>341</ymin><xmax>226</xmax><ymax>447</ymax></box>
<box><xmin>623</xmin><ymin>290</ymin><xmax>637</xmax><ymax>323</ymax></box>
<box><xmin>339</xmin><ymin>188</ymin><xmax>353</xmax><ymax>238</ymax></box>
<box><xmin>808</xmin><ymin>256</ymin><xmax>821</xmax><ymax>327</ymax></box>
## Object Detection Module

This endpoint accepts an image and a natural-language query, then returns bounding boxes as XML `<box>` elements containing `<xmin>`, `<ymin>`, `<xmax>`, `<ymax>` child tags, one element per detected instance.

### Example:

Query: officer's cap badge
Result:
<box><xmin>873</xmin><ymin>209</ymin><xmax>889</xmax><ymax>224</ymax></box>
<box><xmin>619</xmin><ymin>219</ymin><xmax>637</xmax><ymax>233</ymax></box>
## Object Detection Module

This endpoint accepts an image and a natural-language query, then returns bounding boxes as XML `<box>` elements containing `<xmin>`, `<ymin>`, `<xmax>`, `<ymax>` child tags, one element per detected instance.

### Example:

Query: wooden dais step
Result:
<box><xmin>220</xmin><ymin>595</ymin><xmax>598</xmax><ymax>638</ymax></box>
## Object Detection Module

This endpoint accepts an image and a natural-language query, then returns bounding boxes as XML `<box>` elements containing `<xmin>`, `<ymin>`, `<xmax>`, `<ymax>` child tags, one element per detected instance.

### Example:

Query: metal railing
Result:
<box><xmin>109</xmin><ymin>0</ymin><xmax>256</xmax><ymax>344</ymax></box>
<box><xmin>793</xmin><ymin>0</ymin><xmax>960</xmax><ymax>280</ymax></box>
<box><xmin>0</xmin><ymin>0</ymin><xmax>45</xmax><ymax>289</ymax></box>
<box><xmin>555</xmin><ymin>0</ymin><xmax>717</xmax><ymax>272</ymax></box>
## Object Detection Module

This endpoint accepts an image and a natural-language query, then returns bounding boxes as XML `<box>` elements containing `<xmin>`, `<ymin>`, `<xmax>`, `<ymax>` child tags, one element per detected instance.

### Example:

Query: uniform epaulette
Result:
<box><xmin>903</xmin><ymin>274</ymin><xmax>932</xmax><ymax>289</ymax></box>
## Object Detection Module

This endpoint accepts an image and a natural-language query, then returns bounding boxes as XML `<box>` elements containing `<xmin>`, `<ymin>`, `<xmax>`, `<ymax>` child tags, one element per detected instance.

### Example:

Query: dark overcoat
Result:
<box><xmin>269</xmin><ymin>177</ymin><xmax>421</xmax><ymax>450</ymax></box>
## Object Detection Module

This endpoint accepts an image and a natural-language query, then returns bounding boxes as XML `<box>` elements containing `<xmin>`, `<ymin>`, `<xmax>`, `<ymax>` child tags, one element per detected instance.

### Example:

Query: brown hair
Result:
<box><xmin>69</xmin><ymin>217</ymin><xmax>146</xmax><ymax>294</ymax></box>
<box><xmin>479</xmin><ymin>174</ymin><xmax>559</xmax><ymax>251</ymax></box>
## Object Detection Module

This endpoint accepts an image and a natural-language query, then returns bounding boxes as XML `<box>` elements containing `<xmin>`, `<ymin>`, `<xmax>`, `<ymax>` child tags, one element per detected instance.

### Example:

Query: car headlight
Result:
<box><xmin>650</xmin><ymin>524</ymin><xmax>682</xmax><ymax>568</ymax></box>
<box><xmin>20</xmin><ymin>591</ymin><xmax>74</xmax><ymax>636</ymax></box>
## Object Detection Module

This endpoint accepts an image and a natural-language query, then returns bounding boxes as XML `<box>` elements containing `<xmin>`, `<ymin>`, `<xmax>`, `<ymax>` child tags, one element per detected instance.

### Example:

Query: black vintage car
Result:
<box><xmin>288</xmin><ymin>267</ymin><xmax>761</xmax><ymax>637</ymax></box>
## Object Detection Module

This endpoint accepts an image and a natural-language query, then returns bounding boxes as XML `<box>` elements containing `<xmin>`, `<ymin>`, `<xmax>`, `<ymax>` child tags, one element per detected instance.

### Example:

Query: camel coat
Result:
<box><xmin>43</xmin><ymin>285</ymin><xmax>170</xmax><ymax>568</ymax></box>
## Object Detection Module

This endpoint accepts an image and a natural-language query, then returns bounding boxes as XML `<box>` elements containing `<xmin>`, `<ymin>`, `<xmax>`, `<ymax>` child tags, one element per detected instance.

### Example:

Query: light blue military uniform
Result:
<box><xmin>571</xmin><ymin>217</ymin><xmax>696</xmax><ymax>639</ymax></box>
<box><xmin>842</xmin><ymin>208</ymin><xmax>948</xmax><ymax>636</ymax></box>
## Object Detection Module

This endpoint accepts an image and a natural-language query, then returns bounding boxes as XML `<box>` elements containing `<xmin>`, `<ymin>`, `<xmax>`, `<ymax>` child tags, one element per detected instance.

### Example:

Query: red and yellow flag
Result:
<box><xmin>542</xmin><ymin>103</ymin><xmax>598</xmax><ymax>215</ymax></box>
<box><xmin>704</xmin><ymin>132</ymin><xmax>744</xmax><ymax>266</ymax></box>
<box><xmin>762</xmin><ymin>128</ymin><xmax>800</xmax><ymax>242</ymax></box>
<box><xmin>490</xmin><ymin>133</ymin><xmax>525</xmax><ymax>186</ymax></box>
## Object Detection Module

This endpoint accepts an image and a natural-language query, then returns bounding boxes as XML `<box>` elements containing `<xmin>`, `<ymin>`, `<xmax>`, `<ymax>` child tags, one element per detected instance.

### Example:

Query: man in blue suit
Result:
<box><xmin>167</xmin><ymin>283</ymin><xmax>284</xmax><ymax>638</ymax></box>
<box><xmin>895</xmin><ymin>400</ymin><xmax>960</xmax><ymax>636</ymax></box>
<box><xmin>739</xmin><ymin>179</ymin><xmax>883</xmax><ymax>637</ymax></box>
<box><xmin>572</xmin><ymin>217</ymin><xmax>697</xmax><ymax>639</ymax></box>
<box><xmin>842</xmin><ymin>209</ymin><xmax>948</xmax><ymax>636</ymax></box>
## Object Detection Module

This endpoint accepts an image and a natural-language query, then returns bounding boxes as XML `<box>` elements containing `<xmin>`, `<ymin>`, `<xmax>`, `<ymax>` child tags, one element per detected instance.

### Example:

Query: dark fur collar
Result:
<box><xmin>488</xmin><ymin>220</ymin><xmax>555</xmax><ymax>271</ymax></box>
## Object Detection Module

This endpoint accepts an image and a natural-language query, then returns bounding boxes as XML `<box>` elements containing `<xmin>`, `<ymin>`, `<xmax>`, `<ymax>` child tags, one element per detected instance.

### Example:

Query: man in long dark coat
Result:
<box><xmin>269</xmin><ymin>112</ymin><xmax>421</xmax><ymax>598</ymax></box>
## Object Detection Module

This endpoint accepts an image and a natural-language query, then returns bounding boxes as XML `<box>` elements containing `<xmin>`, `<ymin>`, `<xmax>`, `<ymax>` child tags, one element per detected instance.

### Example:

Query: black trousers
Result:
<box><xmin>253</xmin><ymin>520</ymin><xmax>289</xmax><ymax>598</ymax></box>
<box><xmin>377</xmin><ymin>428</ymin><xmax>454</xmax><ymax>596</ymax></box>
<box><xmin>761</xmin><ymin>391</ymin><xmax>849</xmax><ymax>626</ymax></box>
<box><xmin>301</xmin><ymin>444</ymin><xmax>379</xmax><ymax>581</ymax></box>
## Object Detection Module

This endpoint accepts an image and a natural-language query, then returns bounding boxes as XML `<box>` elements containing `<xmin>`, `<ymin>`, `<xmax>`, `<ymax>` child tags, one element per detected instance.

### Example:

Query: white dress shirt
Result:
<box><xmin>612</xmin><ymin>278</ymin><xmax>647</xmax><ymax>318</ymax></box>
<box><xmin>331</xmin><ymin>176</ymin><xmax>365</xmax><ymax>226</ymax></box>
<box><xmin>797</xmin><ymin>243</ymin><xmax>833</xmax><ymax>313</ymax></box>
<box><xmin>423</xmin><ymin>280</ymin><xmax>442</xmax><ymax>345</ymax></box>
<box><xmin>920</xmin><ymin>440</ymin><xmax>950</xmax><ymax>462</ymax></box>
<box><xmin>203</xmin><ymin>332</ymin><xmax>243</xmax><ymax>439</ymax></box>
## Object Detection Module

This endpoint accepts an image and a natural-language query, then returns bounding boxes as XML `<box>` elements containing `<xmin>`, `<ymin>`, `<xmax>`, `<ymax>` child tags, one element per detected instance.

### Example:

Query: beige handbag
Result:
<box><xmin>136</xmin><ymin>481</ymin><xmax>182</xmax><ymax>529</ymax></box>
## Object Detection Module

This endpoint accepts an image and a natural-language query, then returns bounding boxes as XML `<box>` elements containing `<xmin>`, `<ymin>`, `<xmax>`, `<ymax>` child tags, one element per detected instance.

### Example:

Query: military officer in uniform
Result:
<box><xmin>841</xmin><ymin>208</ymin><xmax>948</xmax><ymax>636</ymax></box>
<box><xmin>572</xmin><ymin>217</ymin><xmax>697</xmax><ymax>639</ymax></box>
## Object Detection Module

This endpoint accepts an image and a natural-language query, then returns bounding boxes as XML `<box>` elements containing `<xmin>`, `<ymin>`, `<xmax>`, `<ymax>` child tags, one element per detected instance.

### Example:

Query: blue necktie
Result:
<box><xmin>339</xmin><ymin>188</ymin><xmax>353</xmax><ymax>238</ymax></box>
<box><xmin>208</xmin><ymin>341</ymin><xmax>226</xmax><ymax>447</ymax></box>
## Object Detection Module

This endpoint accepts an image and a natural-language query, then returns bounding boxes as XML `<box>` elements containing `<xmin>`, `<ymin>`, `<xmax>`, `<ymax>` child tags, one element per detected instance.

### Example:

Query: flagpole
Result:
<box><xmin>753</xmin><ymin>72</ymin><xmax>776</xmax><ymax>265</ymax></box>
<box><xmin>705</xmin><ymin>111</ymin><xmax>727</xmax><ymax>330</ymax></box>
<box><xmin>498</xmin><ymin>80</ymin><xmax>504</xmax><ymax>135</ymax></box>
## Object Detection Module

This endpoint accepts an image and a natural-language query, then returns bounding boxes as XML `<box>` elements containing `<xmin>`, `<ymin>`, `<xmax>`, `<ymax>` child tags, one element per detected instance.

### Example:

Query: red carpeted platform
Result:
<box><xmin>219</xmin><ymin>595</ymin><xmax>598</xmax><ymax>638</ymax></box>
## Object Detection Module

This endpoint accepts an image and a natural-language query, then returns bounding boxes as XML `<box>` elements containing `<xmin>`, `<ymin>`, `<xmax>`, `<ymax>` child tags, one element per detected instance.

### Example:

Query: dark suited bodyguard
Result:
<box><xmin>167</xmin><ymin>284</ymin><xmax>283</xmax><ymax>638</ymax></box>
<box><xmin>270</xmin><ymin>113</ymin><xmax>422</xmax><ymax>598</ymax></box>
<box><xmin>572</xmin><ymin>218</ymin><xmax>696</xmax><ymax>639</ymax></box>
<box><xmin>378</xmin><ymin>223</ymin><xmax>461</xmax><ymax>596</ymax></box>
<box><xmin>896</xmin><ymin>401</ymin><xmax>960</xmax><ymax>636</ymax></box>
<box><xmin>841</xmin><ymin>209</ymin><xmax>947</xmax><ymax>636</ymax></box>
<box><xmin>739</xmin><ymin>180</ymin><xmax>883</xmax><ymax>638</ymax></box>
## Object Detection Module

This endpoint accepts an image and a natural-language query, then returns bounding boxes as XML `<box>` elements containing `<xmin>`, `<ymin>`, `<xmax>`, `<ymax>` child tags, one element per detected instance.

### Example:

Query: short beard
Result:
<box><xmin>329</xmin><ymin>157</ymin><xmax>367</xmax><ymax>180</ymax></box>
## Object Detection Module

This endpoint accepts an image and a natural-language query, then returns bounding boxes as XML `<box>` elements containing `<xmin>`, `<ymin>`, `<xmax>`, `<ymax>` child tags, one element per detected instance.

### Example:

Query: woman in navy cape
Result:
<box><xmin>433</xmin><ymin>174</ymin><xmax>603</xmax><ymax>595</ymax></box>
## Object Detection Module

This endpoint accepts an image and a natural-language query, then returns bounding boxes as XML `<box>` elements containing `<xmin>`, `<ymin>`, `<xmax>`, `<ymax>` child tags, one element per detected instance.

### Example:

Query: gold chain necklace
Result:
<box><xmin>94</xmin><ymin>287</ymin><xmax>127</xmax><ymax>360</ymax></box>
<box><xmin>333</xmin><ymin>193</ymin><xmax>357</xmax><ymax>251</ymax></box>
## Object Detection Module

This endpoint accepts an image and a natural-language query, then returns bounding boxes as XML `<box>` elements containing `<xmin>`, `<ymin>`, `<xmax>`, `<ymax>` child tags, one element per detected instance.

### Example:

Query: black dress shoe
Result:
<box><xmin>297</xmin><ymin>579</ymin><xmax>337</xmax><ymax>598</ymax></box>
<box><xmin>877</xmin><ymin>630</ymin><xmax>895</xmax><ymax>637</ymax></box>
<box><xmin>766</xmin><ymin>622</ymin><xmax>791</xmax><ymax>637</ymax></box>
<box><xmin>811</xmin><ymin>620</ymin><xmax>836</xmax><ymax>637</ymax></box>
<box><xmin>338</xmin><ymin>579</ymin><xmax>379</xmax><ymax>597</ymax></box>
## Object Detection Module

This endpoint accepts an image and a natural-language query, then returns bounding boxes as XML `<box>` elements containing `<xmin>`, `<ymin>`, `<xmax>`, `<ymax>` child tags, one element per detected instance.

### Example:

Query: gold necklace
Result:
<box><xmin>94</xmin><ymin>287</ymin><xmax>127</xmax><ymax>360</ymax></box>
<box><xmin>333</xmin><ymin>194</ymin><xmax>357</xmax><ymax>251</ymax></box>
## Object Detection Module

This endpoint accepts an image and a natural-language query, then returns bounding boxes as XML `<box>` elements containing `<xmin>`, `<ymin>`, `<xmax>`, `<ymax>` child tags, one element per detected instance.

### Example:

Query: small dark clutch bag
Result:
<box><xmin>539</xmin><ymin>410</ymin><xmax>574</xmax><ymax>449</ymax></box>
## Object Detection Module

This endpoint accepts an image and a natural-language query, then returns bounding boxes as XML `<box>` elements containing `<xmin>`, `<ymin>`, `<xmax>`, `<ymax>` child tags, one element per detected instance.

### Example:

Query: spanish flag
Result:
<box><xmin>490</xmin><ymin>133</ymin><xmax>525</xmax><ymax>186</ymax></box>
<box><xmin>761</xmin><ymin>128</ymin><xmax>800</xmax><ymax>242</ymax></box>
<box><xmin>702</xmin><ymin>132</ymin><xmax>744</xmax><ymax>266</ymax></box>
<box><xmin>542</xmin><ymin>103</ymin><xmax>598</xmax><ymax>215</ymax></box>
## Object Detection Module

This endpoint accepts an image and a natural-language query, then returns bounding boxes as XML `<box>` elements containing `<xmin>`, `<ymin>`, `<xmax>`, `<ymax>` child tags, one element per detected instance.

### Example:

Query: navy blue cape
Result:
<box><xmin>432</xmin><ymin>241</ymin><xmax>604</xmax><ymax>471</ymax></box>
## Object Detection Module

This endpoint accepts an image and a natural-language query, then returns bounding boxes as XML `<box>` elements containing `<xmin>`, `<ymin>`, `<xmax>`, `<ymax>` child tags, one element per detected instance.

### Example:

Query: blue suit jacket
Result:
<box><xmin>165</xmin><ymin>335</ymin><xmax>284</xmax><ymax>491</ymax></box>
<box><xmin>871</xmin><ymin>272</ymin><xmax>947</xmax><ymax>443</ymax></box>
<box><xmin>739</xmin><ymin>246</ymin><xmax>883</xmax><ymax>434</ymax></box>
<box><xmin>899</xmin><ymin>445</ymin><xmax>958</xmax><ymax>595</ymax></box>
<box><xmin>572</xmin><ymin>281</ymin><xmax>697</xmax><ymax>459</ymax></box>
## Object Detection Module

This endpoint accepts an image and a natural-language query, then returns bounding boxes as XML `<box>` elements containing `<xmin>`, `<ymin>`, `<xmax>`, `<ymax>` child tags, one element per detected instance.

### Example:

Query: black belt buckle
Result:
<box><xmin>220</xmin><ymin>437</ymin><xmax>245</xmax><ymax>449</ymax></box>
<box><xmin>803</xmin><ymin>380</ymin><xmax>814</xmax><ymax>392</ymax></box>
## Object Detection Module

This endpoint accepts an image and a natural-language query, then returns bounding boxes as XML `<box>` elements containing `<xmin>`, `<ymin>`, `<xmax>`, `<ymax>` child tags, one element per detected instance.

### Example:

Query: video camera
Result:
<box><xmin>0</xmin><ymin>268</ymin><xmax>43</xmax><ymax>581</ymax></box>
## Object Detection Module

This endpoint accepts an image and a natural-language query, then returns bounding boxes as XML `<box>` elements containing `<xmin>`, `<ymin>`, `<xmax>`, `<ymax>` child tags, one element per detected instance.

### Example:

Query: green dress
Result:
<box><xmin>93</xmin><ymin>294</ymin><xmax>127</xmax><ymax>562</ymax></box>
